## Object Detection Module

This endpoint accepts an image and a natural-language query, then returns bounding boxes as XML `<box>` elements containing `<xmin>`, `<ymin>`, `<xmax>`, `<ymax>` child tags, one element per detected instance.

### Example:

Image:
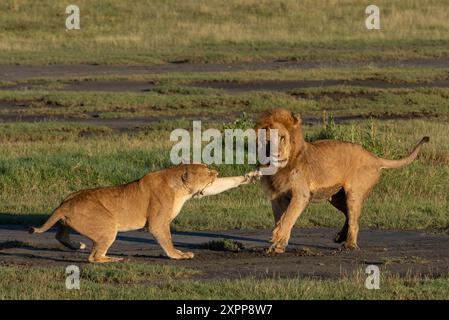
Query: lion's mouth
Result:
<box><xmin>272</xmin><ymin>158</ymin><xmax>288</xmax><ymax>166</ymax></box>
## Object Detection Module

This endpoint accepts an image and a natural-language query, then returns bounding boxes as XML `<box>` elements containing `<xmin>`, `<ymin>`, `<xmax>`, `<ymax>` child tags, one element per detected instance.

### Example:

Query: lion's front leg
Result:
<box><xmin>267</xmin><ymin>169</ymin><xmax>310</xmax><ymax>254</ymax></box>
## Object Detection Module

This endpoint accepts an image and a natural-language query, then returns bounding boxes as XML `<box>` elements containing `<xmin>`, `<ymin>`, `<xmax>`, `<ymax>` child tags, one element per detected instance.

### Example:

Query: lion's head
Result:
<box><xmin>179</xmin><ymin>163</ymin><xmax>218</xmax><ymax>195</ymax></box>
<box><xmin>255</xmin><ymin>108</ymin><xmax>305</xmax><ymax>169</ymax></box>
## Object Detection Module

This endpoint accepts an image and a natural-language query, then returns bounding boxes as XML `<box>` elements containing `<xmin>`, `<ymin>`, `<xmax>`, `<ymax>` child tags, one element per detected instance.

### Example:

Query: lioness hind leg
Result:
<box><xmin>55</xmin><ymin>224</ymin><xmax>86</xmax><ymax>250</ymax></box>
<box><xmin>150</xmin><ymin>222</ymin><xmax>194</xmax><ymax>260</ymax></box>
<box><xmin>329</xmin><ymin>189</ymin><xmax>348</xmax><ymax>243</ymax></box>
<box><xmin>88</xmin><ymin>232</ymin><xmax>122</xmax><ymax>263</ymax></box>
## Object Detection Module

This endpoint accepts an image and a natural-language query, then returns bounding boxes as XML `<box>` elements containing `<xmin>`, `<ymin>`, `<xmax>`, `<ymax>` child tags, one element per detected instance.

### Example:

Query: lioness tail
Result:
<box><xmin>29</xmin><ymin>207</ymin><xmax>65</xmax><ymax>234</ymax></box>
<box><xmin>378</xmin><ymin>136</ymin><xmax>429</xmax><ymax>169</ymax></box>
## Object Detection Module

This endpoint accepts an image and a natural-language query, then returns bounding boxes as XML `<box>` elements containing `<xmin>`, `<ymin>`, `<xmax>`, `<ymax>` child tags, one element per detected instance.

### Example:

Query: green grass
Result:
<box><xmin>1</xmin><ymin>0</ymin><xmax>449</xmax><ymax>64</ymax></box>
<box><xmin>0</xmin><ymin>119</ymin><xmax>447</xmax><ymax>232</ymax></box>
<box><xmin>0</xmin><ymin>264</ymin><xmax>448</xmax><ymax>299</ymax></box>
<box><xmin>1</xmin><ymin>84</ymin><xmax>448</xmax><ymax>120</ymax></box>
<box><xmin>6</xmin><ymin>65</ymin><xmax>449</xmax><ymax>84</ymax></box>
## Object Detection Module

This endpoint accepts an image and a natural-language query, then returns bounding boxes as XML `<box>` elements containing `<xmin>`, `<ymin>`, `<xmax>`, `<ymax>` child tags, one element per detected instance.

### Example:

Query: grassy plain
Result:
<box><xmin>1</xmin><ymin>0</ymin><xmax>448</xmax><ymax>300</ymax></box>
<box><xmin>0</xmin><ymin>263</ymin><xmax>448</xmax><ymax>299</ymax></box>
<box><xmin>0</xmin><ymin>118</ymin><xmax>447</xmax><ymax>233</ymax></box>
<box><xmin>1</xmin><ymin>0</ymin><xmax>449</xmax><ymax>64</ymax></box>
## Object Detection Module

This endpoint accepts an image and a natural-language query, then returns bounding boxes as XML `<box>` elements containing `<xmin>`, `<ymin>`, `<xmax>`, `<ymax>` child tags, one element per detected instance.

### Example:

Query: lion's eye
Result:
<box><xmin>280</xmin><ymin>136</ymin><xmax>285</xmax><ymax>142</ymax></box>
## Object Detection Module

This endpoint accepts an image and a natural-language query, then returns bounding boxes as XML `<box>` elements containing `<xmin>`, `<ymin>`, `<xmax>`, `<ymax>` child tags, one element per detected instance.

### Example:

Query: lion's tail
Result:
<box><xmin>378</xmin><ymin>136</ymin><xmax>429</xmax><ymax>169</ymax></box>
<box><xmin>29</xmin><ymin>206</ymin><xmax>66</xmax><ymax>234</ymax></box>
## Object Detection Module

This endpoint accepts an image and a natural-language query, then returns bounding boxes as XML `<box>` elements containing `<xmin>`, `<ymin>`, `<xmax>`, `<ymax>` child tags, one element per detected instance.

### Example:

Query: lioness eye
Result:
<box><xmin>281</xmin><ymin>136</ymin><xmax>285</xmax><ymax>142</ymax></box>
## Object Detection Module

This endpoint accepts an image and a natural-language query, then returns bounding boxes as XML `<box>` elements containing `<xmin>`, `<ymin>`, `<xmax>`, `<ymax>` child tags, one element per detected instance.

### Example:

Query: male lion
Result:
<box><xmin>30</xmin><ymin>164</ymin><xmax>260</xmax><ymax>263</ymax></box>
<box><xmin>256</xmin><ymin>108</ymin><xmax>429</xmax><ymax>253</ymax></box>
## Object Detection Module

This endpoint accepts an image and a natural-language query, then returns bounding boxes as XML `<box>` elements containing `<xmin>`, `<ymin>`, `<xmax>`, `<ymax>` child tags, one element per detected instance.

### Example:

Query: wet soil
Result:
<box><xmin>1</xmin><ymin>225</ymin><xmax>448</xmax><ymax>280</ymax></box>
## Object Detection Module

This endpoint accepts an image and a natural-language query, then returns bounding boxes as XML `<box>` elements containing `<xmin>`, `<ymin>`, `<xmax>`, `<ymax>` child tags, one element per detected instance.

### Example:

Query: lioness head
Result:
<box><xmin>256</xmin><ymin>108</ymin><xmax>303</xmax><ymax>169</ymax></box>
<box><xmin>180</xmin><ymin>163</ymin><xmax>218</xmax><ymax>195</ymax></box>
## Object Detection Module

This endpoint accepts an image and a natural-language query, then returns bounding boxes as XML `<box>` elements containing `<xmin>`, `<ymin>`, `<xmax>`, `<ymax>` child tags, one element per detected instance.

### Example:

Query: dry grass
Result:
<box><xmin>1</xmin><ymin>0</ymin><xmax>449</xmax><ymax>64</ymax></box>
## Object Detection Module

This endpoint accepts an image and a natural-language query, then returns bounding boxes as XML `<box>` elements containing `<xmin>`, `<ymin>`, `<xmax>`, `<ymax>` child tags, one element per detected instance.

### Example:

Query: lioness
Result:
<box><xmin>30</xmin><ymin>164</ymin><xmax>260</xmax><ymax>263</ymax></box>
<box><xmin>256</xmin><ymin>108</ymin><xmax>429</xmax><ymax>253</ymax></box>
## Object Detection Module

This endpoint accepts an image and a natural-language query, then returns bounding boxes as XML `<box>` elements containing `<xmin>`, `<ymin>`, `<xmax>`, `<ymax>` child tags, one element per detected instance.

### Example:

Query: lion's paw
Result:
<box><xmin>244</xmin><ymin>170</ymin><xmax>263</xmax><ymax>184</ymax></box>
<box><xmin>269</xmin><ymin>225</ymin><xmax>290</xmax><ymax>253</ymax></box>
<box><xmin>341</xmin><ymin>242</ymin><xmax>359</xmax><ymax>251</ymax></box>
<box><xmin>266</xmin><ymin>244</ymin><xmax>286</xmax><ymax>254</ymax></box>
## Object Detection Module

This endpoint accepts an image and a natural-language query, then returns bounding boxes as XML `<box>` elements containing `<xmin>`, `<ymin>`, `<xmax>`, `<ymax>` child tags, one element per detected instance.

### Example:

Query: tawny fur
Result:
<box><xmin>30</xmin><ymin>164</ymin><xmax>260</xmax><ymax>263</ymax></box>
<box><xmin>256</xmin><ymin>108</ymin><xmax>429</xmax><ymax>253</ymax></box>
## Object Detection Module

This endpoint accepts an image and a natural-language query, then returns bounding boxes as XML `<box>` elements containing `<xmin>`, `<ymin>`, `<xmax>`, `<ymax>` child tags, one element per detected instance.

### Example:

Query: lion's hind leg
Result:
<box><xmin>55</xmin><ymin>223</ymin><xmax>86</xmax><ymax>250</ymax></box>
<box><xmin>342</xmin><ymin>190</ymin><xmax>362</xmax><ymax>251</ymax></box>
<box><xmin>329</xmin><ymin>189</ymin><xmax>348</xmax><ymax>243</ymax></box>
<box><xmin>343</xmin><ymin>170</ymin><xmax>380</xmax><ymax>250</ymax></box>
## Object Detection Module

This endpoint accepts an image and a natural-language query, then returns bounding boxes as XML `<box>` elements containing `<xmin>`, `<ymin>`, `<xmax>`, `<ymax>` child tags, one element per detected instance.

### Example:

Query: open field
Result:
<box><xmin>0</xmin><ymin>1</ymin><xmax>448</xmax><ymax>300</ymax></box>
<box><xmin>1</xmin><ymin>226</ymin><xmax>449</xmax><ymax>299</ymax></box>
<box><xmin>0</xmin><ymin>118</ymin><xmax>448</xmax><ymax>231</ymax></box>
<box><xmin>1</xmin><ymin>0</ymin><xmax>449</xmax><ymax>65</ymax></box>
<box><xmin>1</xmin><ymin>60</ymin><xmax>448</xmax><ymax>299</ymax></box>
<box><xmin>1</xmin><ymin>62</ymin><xmax>448</xmax><ymax>299</ymax></box>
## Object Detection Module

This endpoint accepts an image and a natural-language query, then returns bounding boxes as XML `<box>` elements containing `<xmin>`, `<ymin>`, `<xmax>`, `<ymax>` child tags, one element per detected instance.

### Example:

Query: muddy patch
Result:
<box><xmin>292</xmin><ymin>91</ymin><xmax>379</xmax><ymax>101</ymax></box>
<box><xmin>1</xmin><ymin>59</ymin><xmax>449</xmax><ymax>81</ymax></box>
<box><xmin>1</xmin><ymin>225</ymin><xmax>448</xmax><ymax>280</ymax></box>
<box><xmin>0</xmin><ymin>111</ymin><xmax>438</xmax><ymax>133</ymax></box>
<box><xmin>190</xmin><ymin>79</ymin><xmax>449</xmax><ymax>92</ymax></box>
<box><xmin>3</xmin><ymin>79</ymin><xmax>449</xmax><ymax>93</ymax></box>
<box><xmin>62</xmin><ymin>80</ymin><xmax>156</xmax><ymax>92</ymax></box>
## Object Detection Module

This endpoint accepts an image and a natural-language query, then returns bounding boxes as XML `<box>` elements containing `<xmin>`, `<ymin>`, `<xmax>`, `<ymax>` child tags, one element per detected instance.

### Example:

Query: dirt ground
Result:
<box><xmin>3</xmin><ymin>79</ymin><xmax>449</xmax><ymax>93</ymax></box>
<box><xmin>2</xmin><ymin>58</ymin><xmax>449</xmax><ymax>81</ymax></box>
<box><xmin>0</xmin><ymin>224</ymin><xmax>448</xmax><ymax>280</ymax></box>
<box><xmin>0</xmin><ymin>60</ymin><xmax>448</xmax><ymax>280</ymax></box>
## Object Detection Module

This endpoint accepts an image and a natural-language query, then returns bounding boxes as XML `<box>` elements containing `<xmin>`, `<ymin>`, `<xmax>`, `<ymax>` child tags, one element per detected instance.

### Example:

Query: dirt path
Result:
<box><xmin>191</xmin><ymin>79</ymin><xmax>449</xmax><ymax>92</ymax></box>
<box><xmin>1</xmin><ymin>225</ymin><xmax>448</xmax><ymax>280</ymax></box>
<box><xmin>3</xmin><ymin>78</ymin><xmax>449</xmax><ymax>93</ymax></box>
<box><xmin>1</xmin><ymin>58</ymin><xmax>449</xmax><ymax>81</ymax></box>
<box><xmin>0</xmin><ymin>112</ymin><xmax>437</xmax><ymax>132</ymax></box>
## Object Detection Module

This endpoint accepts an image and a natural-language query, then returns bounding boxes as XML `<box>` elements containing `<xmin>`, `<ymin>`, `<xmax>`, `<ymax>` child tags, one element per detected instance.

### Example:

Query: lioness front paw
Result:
<box><xmin>244</xmin><ymin>170</ymin><xmax>262</xmax><ymax>184</ymax></box>
<box><xmin>169</xmin><ymin>250</ymin><xmax>195</xmax><ymax>260</ymax></box>
<box><xmin>181</xmin><ymin>251</ymin><xmax>195</xmax><ymax>259</ymax></box>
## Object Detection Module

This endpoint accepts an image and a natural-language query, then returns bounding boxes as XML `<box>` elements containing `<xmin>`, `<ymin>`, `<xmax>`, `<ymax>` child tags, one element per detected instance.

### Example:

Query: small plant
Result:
<box><xmin>307</xmin><ymin>112</ymin><xmax>384</xmax><ymax>156</ymax></box>
<box><xmin>200</xmin><ymin>239</ymin><xmax>245</xmax><ymax>252</ymax></box>
<box><xmin>223</xmin><ymin>112</ymin><xmax>253</xmax><ymax>130</ymax></box>
<box><xmin>313</xmin><ymin>111</ymin><xmax>340</xmax><ymax>140</ymax></box>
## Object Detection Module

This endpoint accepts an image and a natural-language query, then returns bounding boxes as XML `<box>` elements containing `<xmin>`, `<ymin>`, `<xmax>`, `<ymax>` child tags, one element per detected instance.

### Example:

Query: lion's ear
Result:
<box><xmin>181</xmin><ymin>171</ymin><xmax>188</xmax><ymax>183</ymax></box>
<box><xmin>293</xmin><ymin>113</ymin><xmax>302</xmax><ymax>126</ymax></box>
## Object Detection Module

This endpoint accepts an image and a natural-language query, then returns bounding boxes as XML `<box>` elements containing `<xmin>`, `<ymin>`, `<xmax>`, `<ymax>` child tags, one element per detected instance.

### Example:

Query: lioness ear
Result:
<box><xmin>293</xmin><ymin>113</ymin><xmax>302</xmax><ymax>126</ymax></box>
<box><xmin>181</xmin><ymin>171</ymin><xmax>188</xmax><ymax>183</ymax></box>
